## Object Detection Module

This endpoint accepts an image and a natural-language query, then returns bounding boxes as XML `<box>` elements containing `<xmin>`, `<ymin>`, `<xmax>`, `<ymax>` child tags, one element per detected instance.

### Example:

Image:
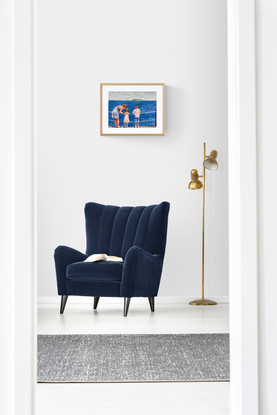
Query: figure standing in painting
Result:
<box><xmin>112</xmin><ymin>104</ymin><xmax>126</xmax><ymax>127</ymax></box>
<box><xmin>132</xmin><ymin>105</ymin><xmax>141</xmax><ymax>127</ymax></box>
<box><xmin>124</xmin><ymin>108</ymin><xmax>130</xmax><ymax>128</ymax></box>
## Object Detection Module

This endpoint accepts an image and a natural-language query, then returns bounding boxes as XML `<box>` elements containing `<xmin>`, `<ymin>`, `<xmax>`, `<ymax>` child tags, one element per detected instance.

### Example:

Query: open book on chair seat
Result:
<box><xmin>84</xmin><ymin>253</ymin><xmax>123</xmax><ymax>263</ymax></box>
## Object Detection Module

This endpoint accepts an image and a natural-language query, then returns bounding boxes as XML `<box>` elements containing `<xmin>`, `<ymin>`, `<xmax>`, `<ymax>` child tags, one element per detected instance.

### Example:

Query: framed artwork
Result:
<box><xmin>100</xmin><ymin>83</ymin><xmax>165</xmax><ymax>136</ymax></box>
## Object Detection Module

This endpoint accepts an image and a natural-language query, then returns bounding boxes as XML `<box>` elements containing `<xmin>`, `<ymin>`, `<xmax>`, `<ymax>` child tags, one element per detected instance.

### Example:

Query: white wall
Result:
<box><xmin>1</xmin><ymin>1</ymin><xmax>34</xmax><ymax>414</ymax></box>
<box><xmin>37</xmin><ymin>0</ymin><xmax>228</xmax><ymax>298</ymax></box>
<box><xmin>1</xmin><ymin>1</ymin><xmax>16</xmax><ymax>413</ymax></box>
<box><xmin>256</xmin><ymin>0</ymin><xmax>277</xmax><ymax>413</ymax></box>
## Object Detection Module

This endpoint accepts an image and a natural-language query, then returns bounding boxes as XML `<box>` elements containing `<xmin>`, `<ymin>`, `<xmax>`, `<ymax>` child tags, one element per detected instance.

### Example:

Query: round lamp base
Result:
<box><xmin>189</xmin><ymin>298</ymin><xmax>217</xmax><ymax>306</ymax></box>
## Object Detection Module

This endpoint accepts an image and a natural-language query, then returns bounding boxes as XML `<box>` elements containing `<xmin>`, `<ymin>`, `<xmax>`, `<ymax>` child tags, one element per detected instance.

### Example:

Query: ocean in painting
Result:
<box><xmin>108</xmin><ymin>100</ymin><xmax>157</xmax><ymax>128</ymax></box>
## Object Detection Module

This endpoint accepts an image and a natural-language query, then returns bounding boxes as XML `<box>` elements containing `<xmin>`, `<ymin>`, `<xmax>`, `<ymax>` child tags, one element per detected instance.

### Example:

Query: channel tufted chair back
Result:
<box><xmin>85</xmin><ymin>202</ymin><xmax>169</xmax><ymax>258</ymax></box>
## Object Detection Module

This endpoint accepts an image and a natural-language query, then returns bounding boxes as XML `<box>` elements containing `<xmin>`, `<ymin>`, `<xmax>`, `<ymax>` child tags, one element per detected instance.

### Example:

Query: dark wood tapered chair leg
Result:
<box><xmin>60</xmin><ymin>295</ymin><xmax>68</xmax><ymax>314</ymax></box>
<box><xmin>123</xmin><ymin>297</ymin><xmax>131</xmax><ymax>317</ymax></box>
<box><xmin>94</xmin><ymin>296</ymin><xmax>100</xmax><ymax>310</ymax></box>
<box><xmin>148</xmin><ymin>296</ymin><xmax>155</xmax><ymax>312</ymax></box>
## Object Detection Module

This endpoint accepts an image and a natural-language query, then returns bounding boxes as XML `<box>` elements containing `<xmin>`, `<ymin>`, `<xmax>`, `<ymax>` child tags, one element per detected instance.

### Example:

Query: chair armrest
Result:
<box><xmin>120</xmin><ymin>246</ymin><xmax>163</xmax><ymax>298</ymax></box>
<box><xmin>54</xmin><ymin>245</ymin><xmax>87</xmax><ymax>295</ymax></box>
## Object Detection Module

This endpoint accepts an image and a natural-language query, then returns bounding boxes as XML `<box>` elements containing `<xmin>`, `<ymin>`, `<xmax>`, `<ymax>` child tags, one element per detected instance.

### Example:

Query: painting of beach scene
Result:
<box><xmin>109</xmin><ymin>91</ymin><xmax>157</xmax><ymax>129</ymax></box>
<box><xmin>100</xmin><ymin>84</ymin><xmax>165</xmax><ymax>136</ymax></box>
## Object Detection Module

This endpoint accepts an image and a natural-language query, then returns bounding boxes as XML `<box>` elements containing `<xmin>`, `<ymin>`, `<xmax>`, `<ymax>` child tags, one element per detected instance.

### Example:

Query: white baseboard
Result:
<box><xmin>37</xmin><ymin>296</ymin><xmax>229</xmax><ymax>305</ymax></box>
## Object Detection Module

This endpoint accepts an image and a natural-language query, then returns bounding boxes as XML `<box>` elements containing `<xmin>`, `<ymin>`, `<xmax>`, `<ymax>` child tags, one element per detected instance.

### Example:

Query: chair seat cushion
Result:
<box><xmin>66</xmin><ymin>261</ymin><xmax>123</xmax><ymax>282</ymax></box>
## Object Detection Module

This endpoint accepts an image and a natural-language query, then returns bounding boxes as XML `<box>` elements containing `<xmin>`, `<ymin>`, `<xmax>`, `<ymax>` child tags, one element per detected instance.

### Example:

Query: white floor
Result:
<box><xmin>37</xmin><ymin>298</ymin><xmax>230</xmax><ymax>415</ymax></box>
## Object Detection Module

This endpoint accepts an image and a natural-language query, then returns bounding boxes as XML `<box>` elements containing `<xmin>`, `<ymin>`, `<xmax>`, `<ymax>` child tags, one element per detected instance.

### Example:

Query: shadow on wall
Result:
<box><xmin>164</xmin><ymin>85</ymin><xmax>186</xmax><ymax>136</ymax></box>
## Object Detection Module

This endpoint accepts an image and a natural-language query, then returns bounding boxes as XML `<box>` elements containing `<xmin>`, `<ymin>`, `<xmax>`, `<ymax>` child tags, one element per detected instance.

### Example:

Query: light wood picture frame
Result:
<box><xmin>100</xmin><ymin>83</ymin><xmax>165</xmax><ymax>136</ymax></box>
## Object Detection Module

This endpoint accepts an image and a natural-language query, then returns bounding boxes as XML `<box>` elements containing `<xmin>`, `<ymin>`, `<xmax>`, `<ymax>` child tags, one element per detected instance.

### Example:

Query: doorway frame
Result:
<box><xmin>2</xmin><ymin>0</ymin><xmax>258</xmax><ymax>414</ymax></box>
<box><xmin>227</xmin><ymin>0</ymin><xmax>258</xmax><ymax>413</ymax></box>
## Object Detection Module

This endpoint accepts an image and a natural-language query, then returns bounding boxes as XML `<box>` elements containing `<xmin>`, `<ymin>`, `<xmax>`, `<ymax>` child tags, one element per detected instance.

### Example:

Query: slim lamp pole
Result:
<box><xmin>202</xmin><ymin>142</ymin><xmax>206</xmax><ymax>301</ymax></box>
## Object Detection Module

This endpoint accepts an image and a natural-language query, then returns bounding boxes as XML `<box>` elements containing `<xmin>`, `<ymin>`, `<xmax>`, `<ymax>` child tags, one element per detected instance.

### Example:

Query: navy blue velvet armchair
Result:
<box><xmin>54</xmin><ymin>201</ymin><xmax>170</xmax><ymax>316</ymax></box>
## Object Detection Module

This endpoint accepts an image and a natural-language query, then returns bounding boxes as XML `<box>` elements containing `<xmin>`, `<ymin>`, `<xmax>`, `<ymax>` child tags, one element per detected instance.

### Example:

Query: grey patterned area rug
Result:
<box><xmin>37</xmin><ymin>334</ymin><xmax>229</xmax><ymax>383</ymax></box>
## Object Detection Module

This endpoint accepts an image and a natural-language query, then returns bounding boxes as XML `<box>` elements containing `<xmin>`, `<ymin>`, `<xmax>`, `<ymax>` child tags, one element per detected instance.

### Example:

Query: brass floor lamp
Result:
<box><xmin>188</xmin><ymin>142</ymin><xmax>218</xmax><ymax>306</ymax></box>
